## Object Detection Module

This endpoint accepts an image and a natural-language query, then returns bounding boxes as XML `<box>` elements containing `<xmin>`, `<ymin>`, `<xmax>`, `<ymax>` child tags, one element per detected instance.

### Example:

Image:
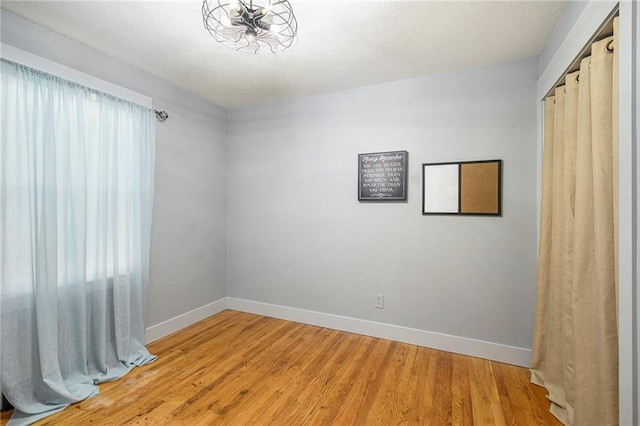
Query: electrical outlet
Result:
<box><xmin>374</xmin><ymin>294</ymin><xmax>384</xmax><ymax>309</ymax></box>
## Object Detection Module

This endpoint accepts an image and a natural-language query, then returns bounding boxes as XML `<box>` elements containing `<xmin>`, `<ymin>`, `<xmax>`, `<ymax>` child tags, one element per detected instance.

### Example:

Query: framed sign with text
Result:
<box><xmin>358</xmin><ymin>151</ymin><xmax>408</xmax><ymax>201</ymax></box>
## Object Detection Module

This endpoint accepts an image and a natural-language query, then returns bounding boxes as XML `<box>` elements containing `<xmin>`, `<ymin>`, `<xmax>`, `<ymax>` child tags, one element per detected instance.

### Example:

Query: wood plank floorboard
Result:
<box><xmin>1</xmin><ymin>310</ymin><xmax>562</xmax><ymax>425</ymax></box>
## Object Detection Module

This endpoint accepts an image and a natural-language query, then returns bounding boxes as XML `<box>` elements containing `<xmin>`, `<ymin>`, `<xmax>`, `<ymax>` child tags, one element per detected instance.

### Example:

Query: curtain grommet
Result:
<box><xmin>605</xmin><ymin>40</ymin><xmax>614</xmax><ymax>53</ymax></box>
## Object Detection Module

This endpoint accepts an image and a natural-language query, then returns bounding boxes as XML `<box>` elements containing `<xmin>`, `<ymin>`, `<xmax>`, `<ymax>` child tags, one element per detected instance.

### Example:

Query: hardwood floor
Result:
<box><xmin>1</xmin><ymin>310</ymin><xmax>561</xmax><ymax>425</ymax></box>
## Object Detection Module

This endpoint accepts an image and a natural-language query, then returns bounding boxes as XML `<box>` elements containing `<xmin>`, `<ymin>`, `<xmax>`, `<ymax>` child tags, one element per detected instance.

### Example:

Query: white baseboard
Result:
<box><xmin>144</xmin><ymin>296</ymin><xmax>532</xmax><ymax>366</ymax></box>
<box><xmin>227</xmin><ymin>297</ymin><xmax>532</xmax><ymax>367</ymax></box>
<box><xmin>145</xmin><ymin>297</ymin><xmax>228</xmax><ymax>344</ymax></box>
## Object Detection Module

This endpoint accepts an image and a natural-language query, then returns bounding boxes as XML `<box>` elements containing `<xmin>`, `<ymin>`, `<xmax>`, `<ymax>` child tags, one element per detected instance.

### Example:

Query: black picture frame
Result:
<box><xmin>358</xmin><ymin>151</ymin><xmax>408</xmax><ymax>201</ymax></box>
<box><xmin>421</xmin><ymin>159</ymin><xmax>502</xmax><ymax>216</ymax></box>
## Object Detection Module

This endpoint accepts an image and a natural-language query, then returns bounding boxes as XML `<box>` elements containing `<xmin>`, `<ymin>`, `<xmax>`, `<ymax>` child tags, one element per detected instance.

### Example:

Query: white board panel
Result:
<box><xmin>423</xmin><ymin>164</ymin><xmax>459</xmax><ymax>213</ymax></box>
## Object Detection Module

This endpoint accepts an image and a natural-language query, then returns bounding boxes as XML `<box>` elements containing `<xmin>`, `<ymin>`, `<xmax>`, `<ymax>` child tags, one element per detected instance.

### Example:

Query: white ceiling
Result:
<box><xmin>2</xmin><ymin>1</ymin><xmax>566</xmax><ymax>109</ymax></box>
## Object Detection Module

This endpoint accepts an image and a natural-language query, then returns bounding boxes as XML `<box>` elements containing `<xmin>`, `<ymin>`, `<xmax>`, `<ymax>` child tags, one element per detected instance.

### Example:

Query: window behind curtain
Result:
<box><xmin>0</xmin><ymin>59</ymin><xmax>155</xmax><ymax>298</ymax></box>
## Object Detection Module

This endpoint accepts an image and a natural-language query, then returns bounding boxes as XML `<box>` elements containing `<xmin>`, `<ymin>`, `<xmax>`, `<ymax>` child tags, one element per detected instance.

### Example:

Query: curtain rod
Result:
<box><xmin>154</xmin><ymin>110</ymin><xmax>169</xmax><ymax>122</ymax></box>
<box><xmin>543</xmin><ymin>8</ymin><xmax>618</xmax><ymax>99</ymax></box>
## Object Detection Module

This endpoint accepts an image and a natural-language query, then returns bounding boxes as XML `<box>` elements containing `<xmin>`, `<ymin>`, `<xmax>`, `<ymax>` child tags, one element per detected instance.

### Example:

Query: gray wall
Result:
<box><xmin>634</xmin><ymin>0</ymin><xmax>639</xmax><ymax>419</ymax></box>
<box><xmin>228</xmin><ymin>56</ymin><xmax>539</xmax><ymax>349</ymax></box>
<box><xmin>148</xmin><ymin>102</ymin><xmax>227</xmax><ymax>326</ymax></box>
<box><xmin>1</xmin><ymin>12</ymin><xmax>229</xmax><ymax>327</ymax></box>
<box><xmin>538</xmin><ymin>0</ymin><xmax>589</xmax><ymax>74</ymax></box>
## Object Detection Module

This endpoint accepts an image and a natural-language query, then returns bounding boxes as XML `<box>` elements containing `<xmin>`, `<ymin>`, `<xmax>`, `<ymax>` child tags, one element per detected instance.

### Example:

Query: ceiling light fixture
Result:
<box><xmin>202</xmin><ymin>0</ymin><xmax>298</xmax><ymax>54</ymax></box>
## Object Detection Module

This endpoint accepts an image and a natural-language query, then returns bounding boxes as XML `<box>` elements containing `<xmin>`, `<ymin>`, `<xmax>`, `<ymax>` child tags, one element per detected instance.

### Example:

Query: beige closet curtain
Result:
<box><xmin>531</xmin><ymin>17</ymin><xmax>619</xmax><ymax>426</ymax></box>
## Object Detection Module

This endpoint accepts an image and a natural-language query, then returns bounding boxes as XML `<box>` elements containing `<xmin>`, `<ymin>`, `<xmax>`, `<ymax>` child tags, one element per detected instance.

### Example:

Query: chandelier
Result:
<box><xmin>202</xmin><ymin>0</ymin><xmax>298</xmax><ymax>54</ymax></box>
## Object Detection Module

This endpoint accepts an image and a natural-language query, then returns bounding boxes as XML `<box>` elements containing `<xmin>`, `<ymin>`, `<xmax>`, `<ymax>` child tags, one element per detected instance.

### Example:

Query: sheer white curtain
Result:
<box><xmin>1</xmin><ymin>60</ymin><xmax>156</xmax><ymax>425</ymax></box>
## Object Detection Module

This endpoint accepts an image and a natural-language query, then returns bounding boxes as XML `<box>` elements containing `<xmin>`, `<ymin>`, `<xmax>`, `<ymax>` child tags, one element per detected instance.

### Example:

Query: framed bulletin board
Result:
<box><xmin>422</xmin><ymin>159</ymin><xmax>502</xmax><ymax>216</ymax></box>
<box><xmin>358</xmin><ymin>151</ymin><xmax>408</xmax><ymax>201</ymax></box>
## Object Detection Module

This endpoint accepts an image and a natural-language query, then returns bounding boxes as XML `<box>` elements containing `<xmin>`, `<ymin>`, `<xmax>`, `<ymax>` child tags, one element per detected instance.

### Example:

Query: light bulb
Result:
<box><xmin>245</xmin><ymin>27</ymin><xmax>257</xmax><ymax>41</ymax></box>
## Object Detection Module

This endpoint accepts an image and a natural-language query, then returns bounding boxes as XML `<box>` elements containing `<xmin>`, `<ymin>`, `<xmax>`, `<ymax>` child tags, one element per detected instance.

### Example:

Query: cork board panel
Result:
<box><xmin>460</xmin><ymin>161</ymin><xmax>500</xmax><ymax>214</ymax></box>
